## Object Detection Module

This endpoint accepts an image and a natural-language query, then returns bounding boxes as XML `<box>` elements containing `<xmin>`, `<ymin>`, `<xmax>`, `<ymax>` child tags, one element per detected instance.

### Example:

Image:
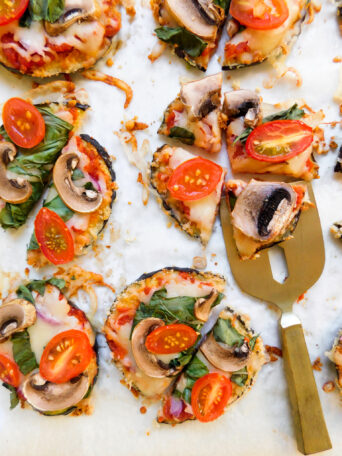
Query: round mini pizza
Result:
<box><xmin>0</xmin><ymin>0</ymin><xmax>121</xmax><ymax>77</ymax></box>
<box><xmin>27</xmin><ymin>134</ymin><xmax>116</xmax><ymax>268</ymax></box>
<box><xmin>0</xmin><ymin>278</ymin><xmax>98</xmax><ymax>415</ymax></box>
<box><xmin>103</xmin><ymin>267</ymin><xmax>265</xmax><ymax>424</ymax></box>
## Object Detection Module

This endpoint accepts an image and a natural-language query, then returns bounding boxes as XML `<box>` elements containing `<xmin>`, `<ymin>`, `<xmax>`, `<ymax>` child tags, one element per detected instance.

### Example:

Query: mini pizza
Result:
<box><xmin>150</xmin><ymin>145</ymin><xmax>226</xmax><ymax>244</ymax></box>
<box><xmin>326</xmin><ymin>331</ymin><xmax>342</xmax><ymax>395</ymax></box>
<box><xmin>222</xmin><ymin>90</ymin><xmax>319</xmax><ymax>180</ymax></box>
<box><xmin>330</xmin><ymin>221</ymin><xmax>342</xmax><ymax>242</ymax></box>
<box><xmin>226</xmin><ymin>179</ymin><xmax>309</xmax><ymax>260</ymax></box>
<box><xmin>158</xmin><ymin>307</ymin><xmax>265</xmax><ymax>424</ymax></box>
<box><xmin>27</xmin><ymin>134</ymin><xmax>116</xmax><ymax>267</ymax></box>
<box><xmin>222</xmin><ymin>0</ymin><xmax>308</xmax><ymax>69</ymax></box>
<box><xmin>0</xmin><ymin>278</ymin><xmax>98</xmax><ymax>415</ymax></box>
<box><xmin>0</xmin><ymin>82</ymin><xmax>89</xmax><ymax>230</ymax></box>
<box><xmin>103</xmin><ymin>268</ymin><xmax>226</xmax><ymax>400</ymax></box>
<box><xmin>158</xmin><ymin>73</ymin><xmax>223</xmax><ymax>153</ymax></box>
<box><xmin>151</xmin><ymin>0</ymin><xmax>228</xmax><ymax>71</ymax></box>
<box><xmin>0</xmin><ymin>0</ymin><xmax>121</xmax><ymax>77</ymax></box>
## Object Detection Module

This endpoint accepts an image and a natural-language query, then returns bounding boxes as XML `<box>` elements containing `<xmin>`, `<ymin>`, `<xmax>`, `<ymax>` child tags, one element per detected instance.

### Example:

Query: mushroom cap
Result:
<box><xmin>180</xmin><ymin>73</ymin><xmax>222</xmax><ymax>120</ymax></box>
<box><xmin>44</xmin><ymin>0</ymin><xmax>99</xmax><ymax>36</ymax></box>
<box><xmin>131</xmin><ymin>318</ymin><xmax>179</xmax><ymax>379</ymax></box>
<box><xmin>53</xmin><ymin>152</ymin><xmax>102</xmax><ymax>214</ymax></box>
<box><xmin>194</xmin><ymin>289</ymin><xmax>218</xmax><ymax>322</ymax></box>
<box><xmin>0</xmin><ymin>299</ymin><xmax>36</xmax><ymax>342</ymax></box>
<box><xmin>22</xmin><ymin>372</ymin><xmax>90</xmax><ymax>413</ymax></box>
<box><xmin>194</xmin><ymin>0</ymin><xmax>225</xmax><ymax>25</ymax></box>
<box><xmin>231</xmin><ymin>180</ymin><xmax>297</xmax><ymax>242</ymax></box>
<box><xmin>200</xmin><ymin>332</ymin><xmax>250</xmax><ymax>372</ymax></box>
<box><xmin>0</xmin><ymin>142</ymin><xmax>32</xmax><ymax>204</ymax></box>
<box><xmin>223</xmin><ymin>90</ymin><xmax>262</xmax><ymax>127</ymax></box>
<box><xmin>164</xmin><ymin>0</ymin><xmax>218</xmax><ymax>40</ymax></box>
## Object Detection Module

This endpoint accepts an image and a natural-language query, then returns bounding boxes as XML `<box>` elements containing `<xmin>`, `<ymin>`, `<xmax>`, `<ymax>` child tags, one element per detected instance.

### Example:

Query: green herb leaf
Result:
<box><xmin>44</xmin><ymin>194</ymin><xmax>74</xmax><ymax>221</ymax></box>
<box><xmin>2</xmin><ymin>383</ymin><xmax>19</xmax><ymax>409</ymax></box>
<box><xmin>45</xmin><ymin>0</ymin><xmax>65</xmax><ymax>23</ymax></box>
<box><xmin>234</xmin><ymin>104</ymin><xmax>305</xmax><ymax>145</ymax></box>
<box><xmin>17</xmin><ymin>285</ymin><xmax>35</xmax><ymax>304</ymax></box>
<box><xmin>169</xmin><ymin>127</ymin><xmax>195</xmax><ymax>145</ymax></box>
<box><xmin>28</xmin><ymin>232</ymin><xmax>39</xmax><ymax>251</ymax></box>
<box><xmin>185</xmin><ymin>355</ymin><xmax>209</xmax><ymax>379</ymax></box>
<box><xmin>155</xmin><ymin>27</ymin><xmax>207</xmax><ymax>58</ymax></box>
<box><xmin>84</xmin><ymin>181</ymin><xmax>96</xmax><ymax>191</ymax></box>
<box><xmin>213</xmin><ymin>318</ymin><xmax>245</xmax><ymax>347</ymax></box>
<box><xmin>169</xmin><ymin>352</ymin><xmax>193</xmax><ymax>370</ymax></box>
<box><xmin>48</xmin><ymin>278</ymin><xmax>66</xmax><ymax>290</ymax></box>
<box><xmin>23</xmin><ymin>0</ymin><xmax>65</xmax><ymax>24</ymax></box>
<box><xmin>248</xmin><ymin>334</ymin><xmax>259</xmax><ymax>351</ymax></box>
<box><xmin>231</xmin><ymin>366</ymin><xmax>248</xmax><ymax>386</ymax></box>
<box><xmin>72</xmin><ymin>169</ymin><xmax>85</xmax><ymax>181</ymax></box>
<box><xmin>11</xmin><ymin>330</ymin><xmax>38</xmax><ymax>375</ymax></box>
<box><xmin>228</xmin><ymin>193</ymin><xmax>237</xmax><ymax>210</ymax></box>
<box><xmin>182</xmin><ymin>387</ymin><xmax>192</xmax><ymax>404</ymax></box>
<box><xmin>213</xmin><ymin>0</ymin><xmax>230</xmax><ymax>10</ymax></box>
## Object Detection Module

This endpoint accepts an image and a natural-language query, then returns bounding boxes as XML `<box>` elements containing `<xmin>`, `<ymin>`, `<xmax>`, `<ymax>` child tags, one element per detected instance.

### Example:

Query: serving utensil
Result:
<box><xmin>220</xmin><ymin>181</ymin><xmax>331</xmax><ymax>455</ymax></box>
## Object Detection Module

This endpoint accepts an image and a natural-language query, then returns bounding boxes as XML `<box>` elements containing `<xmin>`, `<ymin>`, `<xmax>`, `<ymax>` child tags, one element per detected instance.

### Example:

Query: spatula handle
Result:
<box><xmin>280</xmin><ymin>313</ymin><xmax>331</xmax><ymax>455</ymax></box>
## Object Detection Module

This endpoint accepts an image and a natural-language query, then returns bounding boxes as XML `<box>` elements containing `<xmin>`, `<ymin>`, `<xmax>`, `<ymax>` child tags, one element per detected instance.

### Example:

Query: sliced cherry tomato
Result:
<box><xmin>40</xmin><ymin>329</ymin><xmax>94</xmax><ymax>384</ymax></box>
<box><xmin>34</xmin><ymin>207</ymin><xmax>75</xmax><ymax>265</ymax></box>
<box><xmin>191</xmin><ymin>373</ymin><xmax>232</xmax><ymax>422</ymax></box>
<box><xmin>230</xmin><ymin>0</ymin><xmax>289</xmax><ymax>30</ymax></box>
<box><xmin>167</xmin><ymin>157</ymin><xmax>223</xmax><ymax>201</ymax></box>
<box><xmin>0</xmin><ymin>353</ymin><xmax>20</xmax><ymax>388</ymax></box>
<box><xmin>2</xmin><ymin>98</ymin><xmax>45</xmax><ymax>149</ymax></box>
<box><xmin>0</xmin><ymin>0</ymin><xmax>29</xmax><ymax>25</ymax></box>
<box><xmin>245</xmin><ymin>119</ymin><xmax>313</xmax><ymax>163</ymax></box>
<box><xmin>145</xmin><ymin>323</ymin><xmax>198</xmax><ymax>354</ymax></box>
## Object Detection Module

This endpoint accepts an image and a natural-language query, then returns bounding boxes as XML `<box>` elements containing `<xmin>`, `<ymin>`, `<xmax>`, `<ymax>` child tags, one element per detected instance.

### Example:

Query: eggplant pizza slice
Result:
<box><xmin>0</xmin><ymin>82</ymin><xmax>89</xmax><ymax>230</ymax></box>
<box><xmin>0</xmin><ymin>0</ymin><xmax>121</xmax><ymax>77</ymax></box>
<box><xmin>151</xmin><ymin>0</ymin><xmax>228</xmax><ymax>71</ymax></box>
<box><xmin>222</xmin><ymin>89</ymin><xmax>320</xmax><ymax>180</ymax></box>
<box><xmin>222</xmin><ymin>0</ymin><xmax>308</xmax><ymax>69</ymax></box>
<box><xmin>150</xmin><ymin>145</ymin><xmax>226</xmax><ymax>245</ymax></box>
<box><xmin>0</xmin><ymin>278</ymin><xmax>98</xmax><ymax>415</ymax></box>
<box><xmin>158</xmin><ymin>73</ymin><xmax>223</xmax><ymax>154</ymax></box>
<box><xmin>226</xmin><ymin>179</ymin><xmax>309</xmax><ymax>260</ymax></box>
<box><xmin>27</xmin><ymin>134</ymin><xmax>116</xmax><ymax>267</ymax></box>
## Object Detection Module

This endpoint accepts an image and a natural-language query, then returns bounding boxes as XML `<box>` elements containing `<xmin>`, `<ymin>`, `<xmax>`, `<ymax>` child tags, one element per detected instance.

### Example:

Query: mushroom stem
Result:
<box><xmin>194</xmin><ymin>289</ymin><xmax>218</xmax><ymax>322</ymax></box>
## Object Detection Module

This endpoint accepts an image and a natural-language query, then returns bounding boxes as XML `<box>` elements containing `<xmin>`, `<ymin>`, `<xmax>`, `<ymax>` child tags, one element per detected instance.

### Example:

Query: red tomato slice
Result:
<box><xmin>145</xmin><ymin>324</ymin><xmax>198</xmax><ymax>354</ymax></box>
<box><xmin>34</xmin><ymin>207</ymin><xmax>75</xmax><ymax>265</ymax></box>
<box><xmin>0</xmin><ymin>0</ymin><xmax>29</xmax><ymax>25</ymax></box>
<box><xmin>230</xmin><ymin>0</ymin><xmax>289</xmax><ymax>30</ymax></box>
<box><xmin>245</xmin><ymin>119</ymin><xmax>313</xmax><ymax>163</ymax></box>
<box><xmin>40</xmin><ymin>330</ymin><xmax>94</xmax><ymax>384</ymax></box>
<box><xmin>2</xmin><ymin>98</ymin><xmax>45</xmax><ymax>149</ymax></box>
<box><xmin>191</xmin><ymin>373</ymin><xmax>232</xmax><ymax>422</ymax></box>
<box><xmin>0</xmin><ymin>353</ymin><xmax>20</xmax><ymax>388</ymax></box>
<box><xmin>167</xmin><ymin>157</ymin><xmax>223</xmax><ymax>201</ymax></box>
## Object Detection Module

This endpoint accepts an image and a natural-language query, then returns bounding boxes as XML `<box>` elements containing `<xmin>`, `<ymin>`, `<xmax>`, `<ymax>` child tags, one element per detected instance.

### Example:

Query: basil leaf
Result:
<box><xmin>228</xmin><ymin>193</ymin><xmax>237</xmax><ymax>210</ymax></box>
<box><xmin>169</xmin><ymin>127</ymin><xmax>195</xmax><ymax>145</ymax></box>
<box><xmin>185</xmin><ymin>355</ymin><xmax>209</xmax><ymax>379</ymax></box>
<box><xmin>12</xmin><ymin>330</ymin><xmax>38</xmax><ymax>375</ymax></box>
<box><xmin>85</xmin><ymin>181</ymin><xmax>96</xmax><ymax>191</ymax></box>
<box><xmin>72</xmin><ymin>169</ymin><xmax>85</xmax><ymax>181</ymax></box>
<box><xmin>2</xmin><ymin>383</ymin><xmax>19</xmax><ymax>409</ymax></box>
<box><xmin>21</xmin><ymin>277</ymin><xmax>66</xmax><ymax>298</ymax></box>
<box><xmin>231</xmin><ymin>367</ymin><xmax>248</xmax><ymax>386</ymax></box>
<box><xmin>28</xmin><ymin>232</ymin><xmax>39</xmax><ymax>250</ymax></box>
<box><xmin>17</xmin><ymin>285</ymin><xmax>35</xmax><ymax>304</ymax></box>
<box><xmin>214</xmin><ymin>318</ymin><xmax>245</xmax><ymax>347</ymax></box>
<box><xmin>23</xmin><ymin>0</ymin><xmax>65</xmax><ymax>24</ymax></box>
<box><xmin>44</xmin><ymin>194</ymin><xmax>74</xmax><ymax>221</ymax></box>
<box><xmin>213</xmin><ymin>0</ymin><xmax>230</xmax><ymax>10</ymax></box>
<box><xmin>45</xmin><ymin>0</ymin><xmax>65</xmax><ymax>23</ymax></box>
<box><xmin>249</xmin><ymin>334</ymin><xmax>259</xmax><ymax>351</ymax></box>
<box><xmin>155</xmin><ymin>27</ymin><xmax>207</xmax><ymax>58</ymax></box>
<box><xmin>48</xmin><ymin>278</ymin><xmax>66</xmax><ymax>290</ymax></box>
<box><xmin>182</xmin><ymin>387</ymin><xmax>192</xmax><ymax>404</ymax></box>
<box><xmin>234</xmin><ymin>104</ymin><xmax>305</xmax><ymax>144</ymax></box>
<box><xmin>169</xmin><ymin>352</ymin><xmax>193</xmax><ymax>370</ymax></box>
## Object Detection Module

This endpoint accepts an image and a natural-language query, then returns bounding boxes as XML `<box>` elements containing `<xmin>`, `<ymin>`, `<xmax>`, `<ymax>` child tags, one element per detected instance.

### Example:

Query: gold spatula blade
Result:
<box><xmin>220</xmin><ymin>181</ymin><xmax>331</xmax><ymax>455</ymax></box>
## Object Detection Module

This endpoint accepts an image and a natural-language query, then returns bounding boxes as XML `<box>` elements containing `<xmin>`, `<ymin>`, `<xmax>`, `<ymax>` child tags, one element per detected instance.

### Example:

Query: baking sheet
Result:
<box><xmin>0</xmin><ymin>1</ymin><xmax>342</xmax><ymax>455</ymax></box>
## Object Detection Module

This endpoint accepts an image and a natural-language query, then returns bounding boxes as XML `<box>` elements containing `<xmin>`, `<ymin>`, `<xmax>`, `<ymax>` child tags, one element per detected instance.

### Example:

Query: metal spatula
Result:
<box><xmin>220</xmin><ymin>181</ymin><xmax>331</xmax><ymax>455</ymax></box>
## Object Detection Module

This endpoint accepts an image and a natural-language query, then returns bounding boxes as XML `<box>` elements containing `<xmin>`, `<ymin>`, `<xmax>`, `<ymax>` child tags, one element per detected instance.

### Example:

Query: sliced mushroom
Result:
<box><xmin>231</xmin><ymin>180</ymin><xmax>297</xmax><ymax>242</ymax></box>
<box><xmin>22</xmin><ymin>372</ymin><xmax>90</xmax><ymax>413</ymax></box>
<box><xmin>200</xmin><ymin>332</ymin><xmax>250</xmax><ymax>372</ymax></box>
<box><xmin>180</xmin><ymin>73</ymin><xmax>222</xmax><ymax>120</ymax></box>
<box><xmin>193</xmin><ymin>0</ymin><xmax>225</xmax><ymax>25</ymax></box>
<box><xmin>223</xmin><ymin>90</ymin><xmax>262</xmax><ymax>128</ymax></box>
<box><xmin>0</xmin><ymin>142</ymin><xmax>32</xmax><ymax>204</ymax></box>
<box><xmin>44</xmin><ymin>0</ymin><xmax>98</xmax><ymax>36</ymax></box>
<box><xmin>0</xmin><ymin>299</ymin><xmax>36</xmax><ymax>342</ymax></box>
<box><xmin>53</xmin><ymin>152</ymin><xmax>102</xmax><ymax>214</ymax></box>
<box><xmin>194</xmin><ymin>289</ymin><xmax>218</xmax><ymax>322</ymax></box>
<box><xmin>131</xmin><ymin>318</ymin><xmax>180</xmax><ymax>378</ymax></box>
<box><xmin>164</xmin><ymin>0</ymin><xmax>218</xmax><ymax>40</ymax></box>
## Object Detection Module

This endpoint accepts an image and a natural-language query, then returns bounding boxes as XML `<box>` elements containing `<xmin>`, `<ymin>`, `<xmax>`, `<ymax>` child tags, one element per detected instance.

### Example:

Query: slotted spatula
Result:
<box><xmin>220</xmin><ymin>181</ymin><xmax>331</xmax><ymax>455</ymax></box>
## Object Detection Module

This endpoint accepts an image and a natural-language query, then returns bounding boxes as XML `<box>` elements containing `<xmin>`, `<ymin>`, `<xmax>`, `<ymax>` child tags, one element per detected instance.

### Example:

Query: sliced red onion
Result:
<box><xmin>36</xmin><ymin>304</ymin><xmax>61</xmax><ymax>326</ymax></box>
<box><xmin>87</xmin><ymin>175</ymin><xmax>101</xmax><ymax>192</ymax></box>
<box><xmin>169</xmin><ymin>396</ymin><xmax>184</xmax><ymax>418</ymax></box>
